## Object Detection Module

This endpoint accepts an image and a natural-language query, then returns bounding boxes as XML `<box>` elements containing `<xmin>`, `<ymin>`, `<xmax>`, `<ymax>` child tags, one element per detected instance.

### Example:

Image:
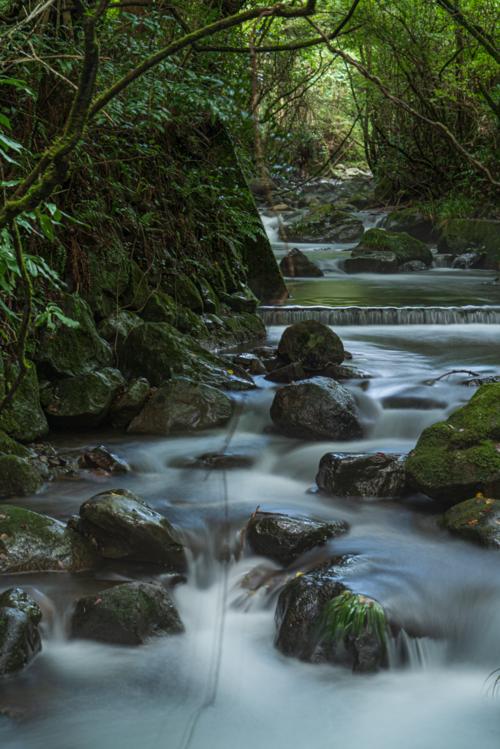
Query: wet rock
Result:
<box><xmin>70</xmin><ymin>582</ymin><xmax>184</xmax><ymax>645</ymax></box>
<box><xmin>399</xmin><ymin>260</ymin><xmax>428</xmax><ymax>272</ymax></box>
<box><xmin>442</xmin><ymin>497</ymin><xmax>500</xmax><ymax>548</ymax></box>
<box><xmin>0</xmin><ymin>588</ymin><xmax>42</xmax><ymax>676</ymax></box>
<box><xmin>322</xmin><ymin>364</ymin><xmax>371</xmax><ymax>381</ymax></box>
<box><xmin>40</xmin><ymin>368</ymin><xmax>126</xmax><ymax>429</ymax></box>
<box><xmin>98</xmin><ymin>310</ymin><xmax>142</xmax><ymax>347</ymax></box>
<box><xmin>438</xmin><ymin>218</ymin><xmax>500</xmax><ymax>266</ymax></box>
<box><xmin>219</xmin><ymin>290</ymin><xmax>259</xmax><ymax>313</ymax></box>
<box><xmin>406</xmin><ymin>383</ymin><xmax>500</xmax><ymax>504</ymax></box>
<box><xmin>270</xmin><ymin>377</ymin><xmax>362</xmax><ymax>441</ymax></box>
<box><xmin>0</xmin><ymin>505</ymin><xmax>98</xmax><ymax>573</ymax></box>
<box><xmin>383</xmin><ymin>208</ymin><xmax>437</xmax><ymax>242</ymax></box>
<box><xmin>76</xmin><ymin>489</ymin><xmax>187</xmax><ymax>571</ymax></box>
<box><xmin>265</xmin><ymin>361</ymin><xmax>306</xmax><ymax>384</ymax></box>
<box><xmin>277</xmin><ymin>320</ymin><xmax>344</xmax><ymax>370</ymax></box>
<box><xmin>170</xmin><ymin>452</ymin><xmax>255</xmax><ymax>470</ymax></box>
<box><xmin>282</xmin><ymin>206</ymin><xmax>364</xmax><ymax>243</ymax></box>
<box><xmin>279</xmin><ymin>248</ymin><xmax>323</xmax><ymax>278</ymax></box>
<box><xmin>35</xmin><ymin>293</ymin><xmax>113</xmax><ymax>378</ymax></box>
<box><xmin>452</xmin><ymin>251</ymin><xmax>485</xmax><ymax>269</ymax></box>
<box><xmin>78</xmin><ymin>446</ymin><xmax>130</xmax><ymax>475</ymax></box>
<box><xmin>245</xmin><ymin>510</ymin><xmax>348</xmax><ymax>566</ymax></box>
<box><xmin>128</xmin><ymin>379</ymin><xmax>232</xmax><ymax>436</ymax></box>
<box><xmin>317</xmin><ymin>453</ymin><xmax>407</xmax><ymax>498</ymax></box>
<box><xmin>346</xmin><ymin>228</ymin><xmax>433</xmax><ymax>274</ymax></box>
<box><xmin>0</xmin><ymin>456</ymin><xmax>43</xmax><ymax>498</ymax></box>
<box><xmin>275</xmin><ymin>565</ymin><xmax>387</xmax><ymax>672</ymax></box>
<box><xmin>382</xmin><ymin>394</ymin><xmax>447</xmax><ymax>410</ymax></box>
<box><xmin>0</xmin><ymin>355</ymin><xmax>48</xmax><ymax>442</ymax></box>
<box><xmin>229</xmin><ymin>353</ymin><xmax>267</xmax><ymax>376</ymax></box>
<box><xmin>344</xmin><ymin>251</ymin><xmax>399</xmax><ymax>274</ymax></box>
<box><xmin>109</xmin><ymin>377</ymin><xmax>151</xmax><ymax>429</ymax></box>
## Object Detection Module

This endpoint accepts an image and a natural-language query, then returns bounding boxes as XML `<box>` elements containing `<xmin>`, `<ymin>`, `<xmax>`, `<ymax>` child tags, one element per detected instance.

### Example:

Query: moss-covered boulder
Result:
<box><xmin>384</xmin><ymin>207</ymin><xmax>437</xmax><ymax>242</ymax></box>
<box><xmin>442</xmin><ymin>496</ymin><xmax>500</xmax><ymax>548</ymax></box>
<box><xmin>245</xmin><ymin>510</ymin><xmax>348</xmax><ymax>566</ymax></box>
<box><xmin>35</xmin><ymin>294</ymin><xmax>113</xmax><ymax>377</ymax></box>
<box><xmin>109</xmin><ymin>377</ymin><xmax>150</xmax><ymax>429</ymax></box>
<box><xmin>277</xmin><ymin>320</ymin><xmax>344</xmax><ymax>371</ymax></box>
<box><xmin>0</xmin><ymin>588</ymin><xmax>42</xmax><ymax>676</ymax></box>
<box><xmin>0</xmin><ymin>356</ymin><xmax>48</xmax><ymax>442</ymax></box>
<box><xmin>98</xmin><ymin>310</ymin><xmax>143</xmax><ymax>348</ymax></box>
<box><xmin>128</xmin><ymin>379</ymin><xmax>232</xmax><ymax>435</ymax></box>
<box><xmin>270</xmin><ymin>377</ymin><xmax>362</xmax><ymax>441</ymax></box>
<box><xmin>346</xmin><ymin>228</ymin><xmax>433</xmax><ymax>273</ymax></box>
<box><xmin>438</xmin><ymin>219</ymin><xmax>500</xmax><ymax>266</ymax></box>
<box><xmin>406</xmin><ymin>383</ymin><xmax>500</xmax><ymax>503</ymax></box>
<box><xmin>282</xmin><ymin>205</ymin><xmax>364</xmax><ymax>243</ymax></box>
<box><xmin>0</xmin><ymin>431</ymin><xmax>30</xmax><ymax>458</ymax></box>
<box><xmin>75</xmin><ymin>489</ymin><xmax>186</xmax><ymax>570</ymax></box>
<box><xmin>70</xmin><ymin>582</ymin><xmax>184</xmax><ymax>645</ymax></box>
<box><xmin>0</xmin><ymin>505</ymin><xmax>98</xmax><ymax>573</ymax></box>
<box><xmin>41</xmin><ymin>368</ymin><xmax>126</xmax><ymax>428</ymax></box>
<box><xmin>0</xmin><ymin>456</ymin><xmax>43</xmax><ymax>498</ymax></box>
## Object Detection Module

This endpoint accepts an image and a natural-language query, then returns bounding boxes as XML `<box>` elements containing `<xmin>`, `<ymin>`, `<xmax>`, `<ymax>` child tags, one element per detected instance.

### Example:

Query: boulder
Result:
<box><xmin>275</xmin><ymin>565</ymin><xmax>388</xmax><ymax>672</ymax></box>
<box><xmin>406</xmin><ymin>383</ymin><xmax>500</xmax><ymax>503</ymax></box>
<box><xmin>35</xmin><ymin>293</ymin><xmax>113</xmax><ymax>377</ymax></box>
<box><xmin>0</xmin><ymin>588</ymin><xmax>42</xmax><ymax>676</ymax></box>
<box><xmin>265</xmin><ymin>361</ymin><xmax>306</xmax><ymax>384</ymax></box>
<box><xmin>76</xmin><ymin>489</ymin><xmax>187</xmax><ymax>571</ymax></box>
<box><xmin>98</xmin><ymin>310</ymin><xmax>142</xmax><ymax>347</ymax></box>
<box><xmin>128</xmin><ymin>379</ymin><xmax>232</xmax><ymax>436</ymax></box>
<box><xmin>384</xmin><ymin>208</ymin><xmax>437</xmax><ymax>242</ymax></box>
<box><xmin>277</xmin><ymin>320</ymin><xmax>344</xmax><ymax>370</ymax></box>
<box><xmin>282</xmin><ymin>206</ymin><xmax>364</xmax><ymax>243</ymax></box>
<box><xmin>438</xmin><ymin>218</ymin><xmax>500</xmax><ymax>266</ymax></box>
<box><xmin>229</xmin><ymin>353</ymin><xmax>267</xmax><ymax>376</ymax></box>
<box><xmin>346</xmin><ymin>228</ymin><xmax>433</xmax><ymax>274</ymax></box>
<box><xmin>441</xmin><ymin>497</ymin><xmax>500</xmax><ymax>548</ymax></box>
<box><xmin>78</xmin><ymin>446</ymin><xmax>130</xmax><ymax>475</ymax></box>
<box><xmin>317</xmin><ymin>453</ymin><xmax>407</xmax><ymax>498</ymax></box>
<box><xmin>70</xmin><ymin>582</ymin><xmax>184</xmax><ymax>645</ymax></box>
<box><xmin>451</xmin><ymin>251</ymin><xmax>485</xmax><ymax>269</ymax></box>
<box><xmin>0</xmin><ymin>505</ymin><xmax>98</xmax><ymax>573</ymax></box>
<box><xmin>245</xmin><ymin>510</ymin><xmax>348</xmax><ymax>566</ymax></box>
<box><xmin>109</xmin><ymin>377</ymin><xmax>151</xmax><ymax>429</ymax></box>
<box><xmin>0</xmin><ymin>456</ymin><xmax>43</xmax><ymax>498</ymax></box>
<box><xmin>279</xmin><ymin>249</ymin><xmax>324</xmax><ymax>278</ymax></box>
<box><xmin>270</xmin><ymin>377</ymin><xmax>362</xmax><ymax>441</ymax></box>
<box><xmin>0</xmin><ymin>356</ymin><xmax>48</xmax><ymax>442</ymax></box>
<box><xmin>40</xmin><ymin>368</ymin><xmax>126</xmax><ymax>428</ymax></box>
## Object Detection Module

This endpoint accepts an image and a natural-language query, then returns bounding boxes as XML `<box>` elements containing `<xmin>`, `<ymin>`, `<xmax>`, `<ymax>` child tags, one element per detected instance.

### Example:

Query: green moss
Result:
<box><xmin>0</xmin><ymin>456</ymin><xmax>43</xmax><ymax>498</ymax></box>
<box><xmin>0</xmin><ymin>355</ymin><xmax>48</xmax><ymax>442</ymax></box>
<box><xmin>442</xmin><ymin>496</ymin><xmax>500</xmax><ymax>548</ymax></box>
<box><xmin>0</xmin><ymin>431</ymin><xmax>30</xmax><ymax>458</ymax></box>
<box><xmin>353</xmin><ymin>228</ymin><xmax>433</xmax><ymax>266</ymax></box>
<box><xmin>439</xmin><ymin>219</ymin><xmax>500</xmax><ymax>263</ymax></box>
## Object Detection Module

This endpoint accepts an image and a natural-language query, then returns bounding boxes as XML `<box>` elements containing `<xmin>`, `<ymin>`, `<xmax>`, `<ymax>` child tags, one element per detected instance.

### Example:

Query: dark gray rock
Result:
<box><xmin>70</xmin><ymin>582</ymin><xmax>184</xmax><ymax>645</ymax></box>
<box><xmin>265</xmin><ymin>361</ymin><xmax>306</xmax><ymax>384</ymax></box>
<box><xmin>170</xmin><ymin>452</ymin><xmax>255</xmax><ymax>470</ymax></box>
<box><xmin>317</xmin><ymin>453</ymin><xmax>407</xmax><ymax>498</ymax></box>
<box><xmin>279</xmin><ymin>248</ymin><xmax>324</xmax><ymax>278</ymax></box>
<box><xmin>0</xmin><ymin>588</ymin><xmax>42</xmax><ymax>676</ymax></box>
<box><xmin>270</xmin><ymin>377</ymin><xmax>362</xmax><ymax>441</ymax></box>
<box><xmin>109</xmin><ymin>377</ymin><xmax>151</xmax><ymax>429</ymax></box>
<box><xmin>78</xmin><ymin>445</ymin><xmax>130</xmax><ymax>474</ymax></box>
<box><xmin>442</xmin><ymin>497</ymin><xmax>500</xmax><ymax>548</ymax></box>
<box><xmin>277</xmin><ymin>320</ymin><xmax>344</xmax><ymax>371</ymax></box>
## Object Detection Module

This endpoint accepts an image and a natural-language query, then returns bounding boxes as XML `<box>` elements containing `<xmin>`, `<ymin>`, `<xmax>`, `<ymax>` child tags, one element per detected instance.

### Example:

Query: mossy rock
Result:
<box><xmin>0</xmin><ymin>456</ymin><xmax>43</xmax><ymax>498</ymax></box>
<box><xmin>35</xmin><ymin>293</ymin><xmax>113</xmax><ymax>377</ymax></box>
<box><xmin>0</xmin><ymin>431</ymin><xmax>30</xmax><ymax>459</ymax></box>
<box><xmin>0</xmin><ymin>356</ymin><xmax>48</xmax><ymax>442</ymax></box>
<box><xmin>70</xmin><ymin>581</ymin><xmax>184</xmax><ymax>645</ymax></box>
<box><xmin>109</xmin><ymin>377</ymin><xmax>150</xmax><ymax>429</ymax></box>
<box><xmin>277</xmin><ymin>320</ymin><xmax>344</xmax><ymax>370</ymax></box>
<box><xmin>98</xmin><ymin>310</ymin><xmax>143</xmax><ymax>348</ymax></box>
<box><xmin>406</xmin><ymin>383</ymin><xmax>500</xmax><ymax>503</ymax></box>
<box><xmin>351</xmin><ymin>228</ymin><xmax>433</xmax><ymax>268</ymax></box>
<box><xmin>0</xmin><ymin>505</ymin><xmax>98</xmax><ymax>573</ymax></box>
<box><xmin>168</xmin><ymin>274</ymin><xmax>204</xmax><ymax>313</ymax></box>
<box><xmin>442</xmin><ymin>496</ymin><xmax>500</xmax><ymax>548</ymax></box>
<box><xmin>41</xmin><ymin>368</ymin><xmax>126</xmax><ymax>429</ymax></box>
<box><xmin>283</xmin><ymin>205</ymin><xmax>364</xmax><ymax>243</ymax></box>
<box><xmin>438</xmin><ymin>219</ymin><xmax>500</xmax><ymax>265</ymax></box>
<box><xmin>122</xmin><ymin>261</ymin><xmax>150</xmax><ymax>311</ymax></box>
<box><xmin>83</xmin><ymin>238</ymin><xmax>132</xmax><ymax>317</ymax></box>
<box><xmin>0</xmin><ymin>588</ymin><xmax>42</xmax><ymax>676</ymax></box>
<box><xmin>384</xmin><ymin>208</ymin><xmax>437</xmax><ymax>242</ymax></box>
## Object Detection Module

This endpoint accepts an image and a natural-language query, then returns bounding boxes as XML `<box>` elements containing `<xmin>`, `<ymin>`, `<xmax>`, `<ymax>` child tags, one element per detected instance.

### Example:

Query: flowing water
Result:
<box><xmin>1</xmin><ymin>207</ymin><xmax>500</xmax><ymax>749</ymax></box>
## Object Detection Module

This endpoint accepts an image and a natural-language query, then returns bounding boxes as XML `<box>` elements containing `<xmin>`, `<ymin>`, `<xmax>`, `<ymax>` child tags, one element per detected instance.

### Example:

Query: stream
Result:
<box><xmin>1</xmin><ymin>206</ymin><xmax>500</xmax><ymax>748</ymax></box>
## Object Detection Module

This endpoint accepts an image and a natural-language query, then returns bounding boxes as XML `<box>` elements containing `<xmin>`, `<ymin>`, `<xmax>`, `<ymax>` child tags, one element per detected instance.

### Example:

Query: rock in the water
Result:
<box><xmin>399</xmin><ymin>260</ymin><xmax>428</xmax><ymax>272</ymax></box>
<box><xmin>128</xmin><ymin>379</ymin><xmax>232</xmax><ymax>435</ymax></box>
<box><xmin>282</xmin><ymin>206</ymin><xmax>364</xmax><ymax>243</ymax></box>
<box><xmin>382</xmin><ymin>394</ymin><xmax>447</xmax><ymax>410</ymax></box>
<box><xmin>383</xmin><ymin>208</ymin><xmax>437</xmax><ymax>242</ymax></box>
<box><xmin>0</xmin><ymin>505</ymin><xmax>97</xmax><ymax>573</ymax></box>
<box><xmin>245</xmin><ymin>510</ymin><xmax>348</xmax><ymax>566</ymax></box>
<box><xmin>76</xmin><ymin>489</ymin><xmax>187</xmax><ymax>571</ymax></box>
<box><xmin>279</xmin><ymin>248</ymin><xmax>323</xmax><ymax>278</ymax></box>
<box><xmin>41</xmin><ymin>368</ymin><xmax>126</xmax><ymax>429</ymax></box>
<box><xmin>78</xmin><ymin>445</ymin><xmax>130</xmax><ymax>474</ymax></box>
<box><xmin>264</xmin><ymin>361</ymin><xmax>306</xmax><ymax>384</ymax></box>
<box><xmin>0</xmin><ymin>588</ymin><xmax>42</xmax><ymax>676</ymax></box>
<box><xmin>442</xmin><ymin>497</ymin><xmax>500</xmax><ymax>548</ymax></box>
<box><xmin>35</xmin><ymin>293</ymin><xmax>113</xmax><ymax>377</ymax></box>
<box><xmin>452</xmin><ymin>251</ymin><xmax>485</xmax><ymax>269</ymax></box>
<box><xmin>0</xmin><ymin>356</ymin><xmax>48</xmax><ymax>442</ymax></box>
<box><xmin>229</xmin><ymin>353</ymin><xmax>266</xmax><ymax>376</ymax></box>
<box><xmin>344</xmin><ymin>251</ymin><xmax>400</xmax><ymax>274</ymax></box>
<box><xmin>70</xmin><ymin>582</ymin><xmax>184</xmax><ymax>645</ymax></box>
<box><xmin>109</xmin><ymin>377</ymin><xmax>151</xmax><ymax>429</ymax></box>
<box><xmin>275</xmin><ymin>565</ymin><xmax>388</xmax><ymax>672</ymax></box>
<box><xmin>346</xmin><ymin>228</ymin><xmax>432</xmax><ymax>274</ymax></box>
<box><xmin>270</xmin><ymin>377</ymin><xmax>362</xmax><ymax>441</ymax></box>
<box><xmin>170</xmin><ymin>452</ymin><xmax>255</xmax><ymax>470</ymax></box>
<box><xmin>406</xmin><ymin>383</ymin><xmax>500</xmax><ymax>503</ymax></box>
<box><xmin>0</xmin><ymin>456</ymin><xmax>43</xmax><ymax>498</ymax></box>
<box><xmin>317</xmin><ymin>453</ymin><xmax>407</xmax><ymax>498</ymax></box>
<box><xmin>277</xmin><ymin>320</ymin><xmax>344</xmax><ymax>371</ymax></box>
<box><xmin>438</xmin><ymin>218</ymin><xmax>500</xmax><ymax>266</ymax></box>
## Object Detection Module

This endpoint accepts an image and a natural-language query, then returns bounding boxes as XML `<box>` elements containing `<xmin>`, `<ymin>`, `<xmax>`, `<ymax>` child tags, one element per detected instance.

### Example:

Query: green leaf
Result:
<box><xmin>39</xmin><ymin>214</ymin><xmax>55</xmax><ymax>241</ymax></box>
<box><xmin>0</xmin><ymin>133</ymin><xmax>23</xmax><ymax>152</ymax></box>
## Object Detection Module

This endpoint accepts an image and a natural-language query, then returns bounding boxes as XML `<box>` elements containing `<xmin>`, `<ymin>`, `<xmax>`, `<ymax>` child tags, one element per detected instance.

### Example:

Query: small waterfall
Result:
<box><xmin>259</xmin><ymin>304</ymin><xmax>500</xmax><ymax>326</ymax></box>
<box><xmin>387</xmin><ymin>629</ymin><xmax>447</xmax><ymax>669</ymax></box>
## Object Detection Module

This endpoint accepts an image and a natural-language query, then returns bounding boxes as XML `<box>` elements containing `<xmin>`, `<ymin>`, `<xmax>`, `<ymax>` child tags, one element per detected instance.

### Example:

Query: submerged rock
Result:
<box><xmin>245</xmin><ymin>510</ymin><xmax>348</xmax><ymax>566</ymax></box>
<box><xmin>275</xmin><ymin>565</ymin><xmax>388</xmax><ymax>672</ymax></box>
<box><xmin>406</xmin><ymin>383</ymin><xmax>500</xmax><ymax>503</ymax></box>
<box><xmin>0</xmin><ymin>455</ymin><xmax>43</xmax><ymax>498</ymax></box>
<box><xmin>346</xmin><ymin>228</ymin><xmax>432</xmax><ymax>274</ymax></box>
<box><xmin>70</xmin><ymin>582</ymin><xmax>184</xmax><ymax>645</ymax></box>
<box><xmin>0</xmin><ymin>505</ymin><xmax>98</xmax><ymax>573</ymax></box>
<box><xmin>170</xmin><ymin>452</ymin><xmax>255</xmax><ymax>470</ymax></box>
<box><xmin>270</xmin><ymin>377</ymin><xmax>362</xmax><ymax>441</ymax></box>
<box><xmin>0</xmin><ymin>588</ymin><xmax>42</xmax><ymax>676</ymax></box>
<box><xmin>128</xmin><ymin>379</ymin><xmax>232</xmax><ymax>436</ymax></box>
<box><xmin>317</xmin><ymin>453</ymin><xmax>407</xmax><ymax>498</ymax></box>
<box><xmin>277</xmin><ymin>320</ymin><xmax>344</xmax><ymax>370</ymax></box>
<box><xmin>76</xmin><ymin>489</ymin><xmax>187</xmax><ymax>571</ymax></box>
<box><xmin>442</xmin><ymin>497</ymin><xmax>500</xmax><ymax>548</ymax></box>
<box><xmin>279</xmin><ymin>248</ymin><xmax>324</xmax><ymax>278</ymax></box>
<box><xmin>41</xmin><ymin>368</ymin><xmax>126</xmax><ymax>429</ymax></box>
